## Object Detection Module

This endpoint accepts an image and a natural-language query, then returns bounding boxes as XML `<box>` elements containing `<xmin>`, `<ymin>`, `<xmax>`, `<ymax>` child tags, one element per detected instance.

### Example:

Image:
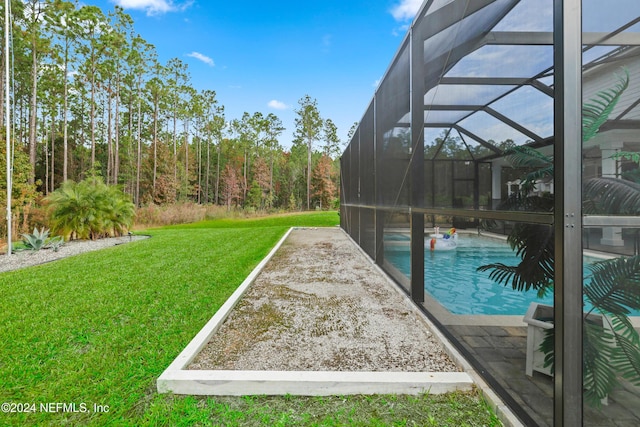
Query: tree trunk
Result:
<box><xmin>127</xmin><ymin>97</ymin><xmax>133</xmax><ymax>196</ymax></box>
<box><xmin>270</xmin><ymin>154</ymin><xmax>275</xmax><ymax>206</ymax></box>
<box><xmin>152</xmin><ymin>95</ymin><xmax>158</xmax><ymax>194</ymax></box>
<box><xmin>184</xmin><ymin>119</ymin><xmax>189</xmax><ymax>198</ymax></box>
<box><xmin>107</xmin><ymin>81</ymin><xmax>113</xmax><ymax>182</ymax></box>
<box><xmin>136</xmin><ymin>77</ymin><xmax>142</xmax><ymax>207</ymax></box>
<box><xmin>79</xmin><ymin>96</ymin><xmax>85</xmax><ymax>179</ymax></box>
<box><xmin>63</xmin><ymin>41</ymin><xmax>69</xmax><ymax>182</ymax></box>
<box><xmin>307</xmin><ymin>138</ymin><xmax>312</xmax><ymax>210</ymax></box>
<box><xmin>90</xmin><ymin>70</ymin><xmax>96</xmax><ymax>169</ymax></box>
<box><xmin>50</xmin><ymin>112</ymin><xmax>55</xmax><ymax>192</ymax></box>
<box><xmin>205</xmin><ymin>138</ymin><xmax>210</xmax><ymax>204</ymax></box>
<box><xmin>215</xmin><ymin>144</ymin><xmax>220</xmax><ymax>205</ymax></box>
<box><xmin>173</xmin><ymin>100</ymin><xmax>177</xmax><ymax>183</ymax></box>
<box><xmin>0</xmin><ymin>48</ymin><xmax>5</xmax><ymax>130</ymax></box>
<box><xmin>196</xmin><ymin>119</ymin><xmax>201</xmax><ymax>204</ymax></box>
<box><xmin>44</xmin><ymin>114</ymin><xmax>49</xmax><ymax>194</ymax></box>
<box><xmin>243</xmin><ymin>149</ymin><xmax>248</xmax><ymax>204</ymax></box>
<box><xmin>114</xmin><ymin>72</ymin><xmax>120</xmax><ymax>185</ymax></box>
<box><xmin>28</xmin><ymin>41</ymin><xmax>38</xmax><ymax>184</ymax></box>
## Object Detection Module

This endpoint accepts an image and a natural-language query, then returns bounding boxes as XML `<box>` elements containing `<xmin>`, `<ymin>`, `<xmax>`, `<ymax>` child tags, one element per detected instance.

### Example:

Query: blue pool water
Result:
<box><xmin>384</xmin><ymin>234</ymin><xmax>601</xmax><ymax>315</ymax></box>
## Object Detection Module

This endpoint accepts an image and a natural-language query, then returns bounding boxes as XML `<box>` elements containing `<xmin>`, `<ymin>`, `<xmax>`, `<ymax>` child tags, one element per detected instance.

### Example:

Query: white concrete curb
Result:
<box><xmin>157</xmin><ymin>226</ymin><xmax>474</xmax><ymax>397</ymax></box>
<box><xmin>159</xmin><ymin>370</ymin><xmax>473</xmax><ymax>396</ymax></box>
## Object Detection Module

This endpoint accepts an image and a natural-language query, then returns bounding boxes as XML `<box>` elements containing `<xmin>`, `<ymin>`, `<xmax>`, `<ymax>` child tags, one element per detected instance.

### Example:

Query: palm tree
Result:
<box><xmin>478</xmin><ymin>69</ymin><xmax>640</xmax><ymax>406</ymax></box>
<box><xmin>47</xmin><ymin>177</ymin><xmax>135</xmax><ymax>240</ymax></box>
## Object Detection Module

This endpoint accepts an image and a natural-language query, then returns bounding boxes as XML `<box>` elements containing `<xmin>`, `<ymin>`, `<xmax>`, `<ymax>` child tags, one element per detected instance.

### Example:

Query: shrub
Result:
<box><xmin>46</xmin><ymin>177</ymin><xmax>135</xmax><ymax>240</ymax></box>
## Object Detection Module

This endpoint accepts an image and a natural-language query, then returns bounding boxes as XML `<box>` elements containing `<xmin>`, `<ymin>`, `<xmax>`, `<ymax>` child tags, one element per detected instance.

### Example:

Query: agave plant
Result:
<box><xmin>20</xmin><ymin>228</ymin><xmax>64</xmax><ymax>252</ymax></box>
<box><xmin>478</xmin><ymin>69</ymin><xmax>640</xmax><ymax>406</ymax></box>
<box><xmin>21</xmin><ymin>228</ymin><xmax>52</xmax><ymax>251</ymax></box>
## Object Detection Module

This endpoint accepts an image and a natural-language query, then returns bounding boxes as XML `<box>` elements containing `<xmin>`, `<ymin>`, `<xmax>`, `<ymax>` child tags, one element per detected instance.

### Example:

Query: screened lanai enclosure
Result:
<box><xmin>340</xmin><ymin>0</ymin><xmax>640</xmax><ymax>425</ymax></box>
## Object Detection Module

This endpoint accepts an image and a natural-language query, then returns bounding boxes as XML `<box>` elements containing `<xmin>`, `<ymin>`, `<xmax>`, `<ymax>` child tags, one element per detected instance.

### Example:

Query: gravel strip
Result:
<box><xmin>190</xmin><ymin>227</ymin><xmax>460</xmax><ymax>372</ymax></box>
<box><xmin>0</xmin><ymin>235</ymin><xmax>149</xmax><ymax>273</ymax></box>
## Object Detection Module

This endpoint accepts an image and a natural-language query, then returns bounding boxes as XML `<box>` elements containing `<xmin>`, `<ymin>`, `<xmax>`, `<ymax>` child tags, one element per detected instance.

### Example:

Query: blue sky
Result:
<box><xmin>89</xmin><ymin>0</ymin><xmax>423</xmax><ymax>149</ymax></box>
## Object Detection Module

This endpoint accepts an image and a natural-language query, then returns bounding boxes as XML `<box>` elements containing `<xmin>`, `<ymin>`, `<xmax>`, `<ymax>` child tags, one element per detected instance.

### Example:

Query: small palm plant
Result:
<box><xmin>478</xmin><ymin>69</ymin><xmax>640</xmax><ymax>406</ymax></box>
<box><xmin>46</xmin><ymin>177</ymin><xmax>135</xmax><ymax>240</ymax></box>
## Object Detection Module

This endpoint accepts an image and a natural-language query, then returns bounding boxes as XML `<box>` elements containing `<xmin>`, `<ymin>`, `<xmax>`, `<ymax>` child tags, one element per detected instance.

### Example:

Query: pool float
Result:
<box><xmin>428</xmin><ymin>227</ymin><xmax>458</xmax><ymax>251</ymax></box>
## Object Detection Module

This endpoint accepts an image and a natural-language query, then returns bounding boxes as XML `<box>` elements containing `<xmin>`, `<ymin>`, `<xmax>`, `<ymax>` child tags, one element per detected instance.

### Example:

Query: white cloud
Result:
<box><xmin>390</xmin><ymin>0</ymin><xmax>423</xmax><ymax>22</ymax></box>
<box><xmin>186</xmin><ymin>51</ymin><xmax>215</xmax><ymax>66</ymax></box>
<box><xmin>268</xmin><ymin>100</ymin><xmax>288</xmax><ymax>110</ymax></box>
<box><xmin>111</xmin><ymin>0</ymin><xmax>193</xmax><ymax>16</ymax></box>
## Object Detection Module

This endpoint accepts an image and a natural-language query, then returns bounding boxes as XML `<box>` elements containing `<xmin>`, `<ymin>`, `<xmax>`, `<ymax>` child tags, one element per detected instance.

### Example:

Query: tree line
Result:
<box><xmin>1</xmin><ymin>0</ymin><xmax>350</xmax><ymax>239</ymax></box>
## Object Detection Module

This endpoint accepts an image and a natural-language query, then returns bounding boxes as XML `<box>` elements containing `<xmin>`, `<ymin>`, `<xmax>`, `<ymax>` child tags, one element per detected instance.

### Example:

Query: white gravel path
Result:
<box><xmin>190</xmin><ymin>228</ymin><xmax>460</xmax><ymax>373</ymax></box>
<box><xmin>0</xmin><ymin>235</ymin><xmax>149</xmax><ymax>273</ymax></box>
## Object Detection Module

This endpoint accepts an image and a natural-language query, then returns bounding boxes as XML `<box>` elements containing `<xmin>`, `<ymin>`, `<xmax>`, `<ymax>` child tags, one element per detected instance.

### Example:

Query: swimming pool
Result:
<box><xmin>384</xmin><ymin>233</ymin><xmax>602</xmax><ymax>315</ymax></box>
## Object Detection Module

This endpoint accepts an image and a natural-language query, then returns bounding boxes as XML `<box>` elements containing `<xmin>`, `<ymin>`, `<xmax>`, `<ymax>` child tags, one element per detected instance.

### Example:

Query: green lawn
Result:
<box><xmin>0</xmin><ymin>211</ymin><xmax>500</xmax><ymax>426</ymax></box>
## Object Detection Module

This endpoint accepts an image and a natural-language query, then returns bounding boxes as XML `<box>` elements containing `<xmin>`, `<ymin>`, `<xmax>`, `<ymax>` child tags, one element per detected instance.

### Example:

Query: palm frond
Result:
<box><xmin>583</xmin><ymin>320</ymin><xmax>618</xmax><ymax>407</ymax></box>
<box><xmin>541</xmin><ymin>328</ymin><xmax>555</xmax><ymax>374</ymax></box>
<box><xmin>539</xmin><ymin>309</ymin><xmax>640</xmax><ymax>407</ymax></box>
<box><xmin>477</xmin><ymin>223</ymin><xmax>554</xmax><ymax>292</ymax></box>
<box><xmin>584</xmin><ymin>177</ymin><xmax>640</xmax><ymax>215</ymax></box>
<box><xmin>504</xmin><ymin>146</ymin><xmax>554</xmax><ymax>194</ymax></box>
<box><xmin>584</xmin><ymin>255</ymin><xmax>640</xmax><ymax>316</ymax></box>
<box><xmin>610</xmin><ymin>328</ymin><xmax>640</xmax><ymax>386</ymax></box>
<box><xmin>610</xmin><ymin>313</ymin><xmax>640</xmax><ymax>345</ymax></box>
<box><xmin>582</xmin><ymin>258</ymin><xmax>640</xmax><ymax>406</ymax></box>
<box><xmin>504</xmin><ymin>146</ymin><xmax>553</xmax><ymax>169</ymax></box>
<box><xmin>583</xmin><ymin>69</ymin><xmax>629</xmax><ymax>142</ymax></box>
<box><xmin>476</xmin><ymin>263</ymin><xmax>521</xmax><ymax>289</ymax></box>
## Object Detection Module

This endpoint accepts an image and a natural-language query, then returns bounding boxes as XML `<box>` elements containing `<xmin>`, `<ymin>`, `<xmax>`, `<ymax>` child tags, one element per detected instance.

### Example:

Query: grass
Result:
<box><xmin>162</xmin><ymin>210</ymin><xmax>342</xmax><ymax>229</ymax></box>
<box><xmin>142</xmin><ymin>392</ymin><xmax>500</xmax><ymax>427</ymax></box>
<box><xmin>0</xmin><ymin>210</ymin><xmax>501</xmax><ymax>426</ymax></box>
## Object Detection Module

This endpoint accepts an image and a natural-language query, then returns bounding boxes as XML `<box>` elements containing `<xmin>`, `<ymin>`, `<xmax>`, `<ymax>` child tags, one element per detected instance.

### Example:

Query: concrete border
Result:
<box><xmin>159</xmin><ymin>370</ymin><xmax>473</xmax><ymax>396</ymax></box>
<box><xmin>157</xmin><ymin>226</ymin><xmax>474</xmax><ymax>397</ymax></box>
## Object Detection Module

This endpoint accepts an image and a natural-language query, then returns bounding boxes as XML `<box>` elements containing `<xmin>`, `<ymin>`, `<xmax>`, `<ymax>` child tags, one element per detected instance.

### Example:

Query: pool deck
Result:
<box><xmin>448</xmin><ymin>322</ymin><xmax>640</xmax><ymax>427</ymax></box>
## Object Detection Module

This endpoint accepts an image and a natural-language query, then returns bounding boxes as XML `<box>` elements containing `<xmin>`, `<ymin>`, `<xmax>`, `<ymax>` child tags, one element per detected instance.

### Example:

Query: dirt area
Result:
<box><xmin>189</xmin><ymin>227</ymin><xmax>459</xmax><ymax>373</ymax></box>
